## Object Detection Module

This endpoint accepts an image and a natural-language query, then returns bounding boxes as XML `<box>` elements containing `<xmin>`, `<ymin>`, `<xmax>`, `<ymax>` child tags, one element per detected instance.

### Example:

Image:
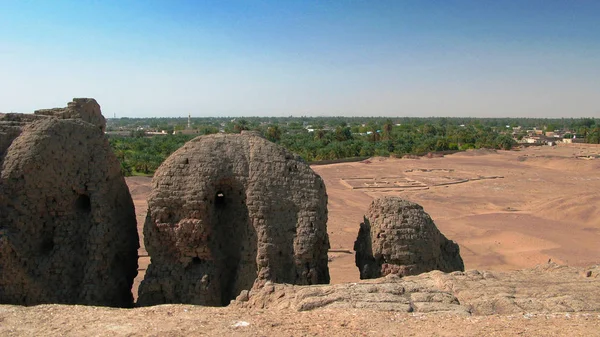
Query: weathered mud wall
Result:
<box><xmin>138</xmin><ymin>132</ymin><xmax>330</xmax><ymax>306</ymax></box>
<box><xmin>354</xmin><ymin>197</ymin><xmax>464</xmax><ymax>279</ymax></box>
<box><xmin>0</xmin><ymin>99</ymin><xmax>138</xmax><ymax>307</ymax></box>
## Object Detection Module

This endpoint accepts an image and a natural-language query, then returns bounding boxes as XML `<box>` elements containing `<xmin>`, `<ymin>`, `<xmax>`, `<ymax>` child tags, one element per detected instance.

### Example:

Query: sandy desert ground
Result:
<box><xmin>2</xmin><ymin>144</ymin><xmax>600</xmax><ymax>336</ymax></box>
<box><xmin>7</xmin><ymin>145</ymin><xmax>600</xmax><ymax>336</ymax></box>
<box><xmin>315</xmin><ymin>144</ymin><xmax>600</xmax><ymax>284</ymax></box>
<box><xmin>2</xmin><ymin>304</ymin><xmax>599</xmax><ymax>337</ymax></box>
<box><xmin>128</xmin><ymin>143</ymin><xmax>600</xmax><ymax>288</ymax></box>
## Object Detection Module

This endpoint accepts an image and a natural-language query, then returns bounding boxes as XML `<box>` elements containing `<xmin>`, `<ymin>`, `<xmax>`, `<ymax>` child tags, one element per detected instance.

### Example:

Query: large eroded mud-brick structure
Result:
<box><xmin>138</xmin><ymin>132</ymin><xmax>330</xmax><ymax>306</ymax></box>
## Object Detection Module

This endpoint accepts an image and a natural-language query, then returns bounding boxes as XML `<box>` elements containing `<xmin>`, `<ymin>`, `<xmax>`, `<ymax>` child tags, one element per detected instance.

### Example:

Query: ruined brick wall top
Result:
<box><xmin>34</xmin><ymin>98</ymin><xmax>106</xmax><ymax>132</ymax></box>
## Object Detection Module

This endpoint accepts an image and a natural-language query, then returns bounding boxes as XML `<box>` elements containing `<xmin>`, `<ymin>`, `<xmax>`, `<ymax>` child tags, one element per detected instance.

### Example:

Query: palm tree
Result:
<box><xmin>382</xmin><ymin>119</ymin><xmax>393</xmax><ymax>140</ymax></box>
<box><xmin>233</xmin><ymin>119</ymin><xmax>249</xmax><ymax>133</ymax></box>
<box><xmin>266</xmin><ymin>125</ymin><xmax>282</xmax><ymax>142</ymax></box>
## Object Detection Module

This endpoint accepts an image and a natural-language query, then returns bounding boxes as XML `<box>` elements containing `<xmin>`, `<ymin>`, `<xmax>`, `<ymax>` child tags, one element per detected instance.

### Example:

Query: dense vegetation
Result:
<box><xmin>107</xmin><ymin>117</ymin><xmax>599</xmax><ymax>176</ymax></box>
<box><xmin>109</xmin><ymin>134</ymin><xmax>194</xmax><ymax>176</ymax></box>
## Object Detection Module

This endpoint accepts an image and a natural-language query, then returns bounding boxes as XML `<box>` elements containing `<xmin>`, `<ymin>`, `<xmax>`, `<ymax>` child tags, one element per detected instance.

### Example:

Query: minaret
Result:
<box><xmin>187</xmin><ymin>113</ymin><xmax>191</xmax><ymax>129</ymax></box>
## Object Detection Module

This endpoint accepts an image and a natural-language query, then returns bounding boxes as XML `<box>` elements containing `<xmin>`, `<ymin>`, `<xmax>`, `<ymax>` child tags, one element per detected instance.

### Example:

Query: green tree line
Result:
<box><xmin>107</xmin><ymin>117</ymin><xmax>598</xmax><ymax>176</ymax></box>
<box><xmin>109</xmin><ymin>134</ymin><xmax>195</xmax><ymax>176</ymax></box>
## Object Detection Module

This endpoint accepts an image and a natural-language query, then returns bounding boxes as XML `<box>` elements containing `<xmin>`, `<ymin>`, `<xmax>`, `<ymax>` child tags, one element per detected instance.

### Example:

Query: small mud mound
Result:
<box><xmin>354</xmin><ymin>197</ymin><xmax>464</xmax><ymax>279</ymax></box>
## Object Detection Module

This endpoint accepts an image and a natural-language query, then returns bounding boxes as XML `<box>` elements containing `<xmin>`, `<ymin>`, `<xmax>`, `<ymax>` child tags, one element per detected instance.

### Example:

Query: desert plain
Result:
<box><xmin>2</xmin><ymin>143</ymin><xmax>600</xmax><ymax>336</ymax></box>
<box><xmin>127</xmin><ymin>143</ymin><xmax>600</xmax><ymax>289</ymax></box>
<box><xmin>316</xmin><ymin>144</ymin><xmax>600</xmax><ymax>284</ymax></box>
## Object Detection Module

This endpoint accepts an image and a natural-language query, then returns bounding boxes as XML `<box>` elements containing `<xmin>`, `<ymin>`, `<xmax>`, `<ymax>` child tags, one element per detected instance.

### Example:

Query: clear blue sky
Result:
<box><xmin>1</xmin><ymin>0</ymin><xmax>598</xmax><ymax>117</ymax></box>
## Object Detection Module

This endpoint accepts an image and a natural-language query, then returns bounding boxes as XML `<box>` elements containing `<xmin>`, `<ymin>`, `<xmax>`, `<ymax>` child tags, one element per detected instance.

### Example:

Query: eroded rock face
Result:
<box><xmin>354</xmin><ymin>197</ymin><xmax>464</xmax><ymax>279</ymax></box>
<box><xmin>232</xmin><ymin>263</ymin><xmax>600</xmax><ymax>315</ymax></box>
<box><xmin>0</xmin><ymin>102</ymin><xmax>138</xmax><ymax>307</ymax></box>
<box><xmin>138</xmin><ymin>133</ymin><xmax>330</xmax><ymax>306</ymax></box>
<box><xmin>232</xmin><ymin>274</ymin><xmax>469</xmax><ymax>314</ymax></box>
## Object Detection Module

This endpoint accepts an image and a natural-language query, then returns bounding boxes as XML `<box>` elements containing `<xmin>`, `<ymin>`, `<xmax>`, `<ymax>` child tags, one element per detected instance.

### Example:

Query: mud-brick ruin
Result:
<box><xmin>0</xmin><ymin>99</ymin><xmax>139</xmax><ymax>307</ymax></box>
<box><xmin>0</xmin><ymin>98</ymin><xmax>466</xmax><ymax>310</ymax></box>
<box><xmin>354</xmin><ymin>197</ymin><xmax>464</xmax><ymax>279</ymax></box>
<box><xmin>137</xmin><ymin>132</ymin><xmax>330</xmax><ymax>306</ymax></box>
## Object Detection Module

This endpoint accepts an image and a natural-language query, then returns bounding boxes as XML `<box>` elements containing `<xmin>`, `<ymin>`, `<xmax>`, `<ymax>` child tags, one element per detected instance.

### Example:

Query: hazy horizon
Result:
<box><xmin>1</xmin><ymin>1</ymin><xmax>599</xmax><ymax>118</ymax></box>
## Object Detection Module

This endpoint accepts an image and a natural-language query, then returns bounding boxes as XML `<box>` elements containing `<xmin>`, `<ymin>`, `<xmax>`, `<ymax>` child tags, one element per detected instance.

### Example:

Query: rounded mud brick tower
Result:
<box><xmin>354</xmin><ymin>197</ymin><xmax>464</xmax><ymax>279</ymax></box>
<box><xmin>138</xmin><ymin>132</ymin><xmax>330</xmax><ymax>306</ymax></box>
<box><xmin>0</xmin><ymin>118</ymin><xmax>139</xmax><ymax>307</ymax></box>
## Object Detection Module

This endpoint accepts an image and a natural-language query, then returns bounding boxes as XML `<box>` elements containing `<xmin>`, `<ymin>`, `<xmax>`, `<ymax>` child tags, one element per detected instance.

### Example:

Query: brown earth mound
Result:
<box><xmin>354</xmin><ymin>197</ymin><xmax>464</xmax><ymax>279</ymax></box>
<box><xmin>138</xmin><ymin>132</ymin><xmax>330</xmax><ymax>306</ymax></box>
<box><xmin>0</xmin><ymin>101</ymin><xmax>138</xmax><ymax>307</ymax></box>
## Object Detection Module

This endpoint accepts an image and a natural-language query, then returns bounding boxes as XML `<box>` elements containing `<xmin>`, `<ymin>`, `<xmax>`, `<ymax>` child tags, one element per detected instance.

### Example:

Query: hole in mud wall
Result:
<box><xmin>75</xmin><ymin>194</ymin><xmax>91</xmax><ymax>213</ymax></box>
<box><xmin>215</xmin><ymin>192</ymin><xmax>225</xmax><ymax>207</ymax></box>
<box><xmin>40</xmin><ymin>238</ymin><xmax>55</xmax><ymax>254</ymax></box>
<box><xmin>212</xmin><ymin>181</ymin><xmax>257</xmax><ymax>306</ymax></box>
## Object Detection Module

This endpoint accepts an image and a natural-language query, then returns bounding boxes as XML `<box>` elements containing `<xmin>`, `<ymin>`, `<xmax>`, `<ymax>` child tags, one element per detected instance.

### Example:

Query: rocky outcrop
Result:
<box><xmin>138</xmin><ymin>132</ymin><xmax>330</xmax><ymax>306</ymax></box>
<box><xmin>0</xmin><ymin>100</ymin><xmax>138</xmax><ymax>307</ymax></box>
<box><xmin>354</xmin><ymin>197</ymin><xmax>464</xmax><ymax>279</ymax></box>
<box><xmin>441</xmin><ymin>263</ymin><xmax>600</xmax><ymax>315</ymax></box>
<box><xmin>232</xmin><ymin>262</ymin><xmax>600</xmax><ymax>315</ymax></box>
<box><xmin>232</xmin><ymin>273</ymin><xmax>469</xmax><ymax>314</ymax></box>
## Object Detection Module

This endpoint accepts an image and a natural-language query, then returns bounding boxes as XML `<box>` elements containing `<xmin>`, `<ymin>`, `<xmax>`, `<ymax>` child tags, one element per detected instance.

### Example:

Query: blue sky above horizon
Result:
<box><xmin>1</xmin><ymin>1</ymin><xmax>598</xmax><ymax>118</ymax></box>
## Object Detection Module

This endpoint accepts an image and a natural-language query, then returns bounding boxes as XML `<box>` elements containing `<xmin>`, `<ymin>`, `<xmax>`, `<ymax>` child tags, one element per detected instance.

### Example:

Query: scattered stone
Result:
<box><xmin>231</xmin><ymin>321</ymin><xmax>250</xmax><ymax>327</ymax></box>
<box><xmin>236</xmin><ymin>290</ymin><xmax>250</xmax><ymax>302</ymax></box>
<box><xmin>354</xmin><ymin>197</ymin><xmax>464</xmax><ymax>279</ymax></box>
<box><xmin>445</xmin><ymin>263</ymin><xmax>600</xmax><ymax>315</ymax></box>
<box><xmin>138</xmin><ymin>133</ymin><xmax>330</xmax><ymax>306</ymax></box>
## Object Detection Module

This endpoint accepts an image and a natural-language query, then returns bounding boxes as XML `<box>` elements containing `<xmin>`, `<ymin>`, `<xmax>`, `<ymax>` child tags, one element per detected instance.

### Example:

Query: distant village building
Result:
<box><xmin>175</xmin><ymin>129</ymin><xmax>200</xmax><ymax>135</ymax></box>
<box><xmin>146</xmin><ymin>130</ymin><xmax>168</xmax><ymax>136</ymax></box>
<box><xmin>174</xmin><ymin>113</ymin><xmax>200</xmax><ymax>135</ymax></box>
